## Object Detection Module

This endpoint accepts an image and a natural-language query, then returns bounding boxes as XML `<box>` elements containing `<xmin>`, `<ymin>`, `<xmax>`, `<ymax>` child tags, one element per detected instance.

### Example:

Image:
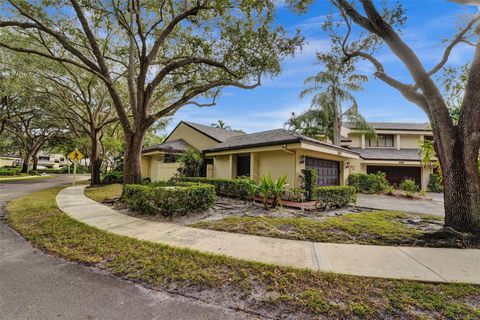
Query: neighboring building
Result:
<box><xmin>37</xmin><ymin>153</ymin><xmax>69</xmax><ymax>169</ymax></box>
<box><xmin>0</xmin><ymin>155</ymin><xmax>22</xmax><ymax>168</ymax></box>
<box><xmin>341</xmin><ymin>122</ymin><xmax>434</xmax><ymax>190</ymax></box>
<box><xmin>141</xmin><ymin>121</ymin><xmax>434</xmax><ymax>190</ymax></box>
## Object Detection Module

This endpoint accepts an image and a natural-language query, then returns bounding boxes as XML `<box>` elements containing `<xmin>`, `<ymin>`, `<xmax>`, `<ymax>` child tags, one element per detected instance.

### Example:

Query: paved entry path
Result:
<box><xmin>57</xmin><ymin>186</ymin><xmax>480</xmax><ymax>285</ymax></box>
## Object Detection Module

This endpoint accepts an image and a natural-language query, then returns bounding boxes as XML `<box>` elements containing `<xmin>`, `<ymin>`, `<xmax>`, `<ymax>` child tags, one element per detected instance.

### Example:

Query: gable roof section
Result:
<box><xmin>343</xmin><ymin>122</ymin><xmax>431</xmax><ymax>131</ymax></box>
<box><xmin>142</xmin><ymin>139</ymin><xmax>192</xmax><ymax>154</ymax></box>
<box><xmin>164</xmin><ymin>121</ymin><xmax>245</xmax><ymax>144</ymax></box>
<box><xmin>204</xmin><ymin>129</ymin><xmax>358</xmax><ymax>155</ymax></box>
<box><xmin>350</xmin><ymin>148</ymin><xmax>422</xmax><ymax>161</ymax></box>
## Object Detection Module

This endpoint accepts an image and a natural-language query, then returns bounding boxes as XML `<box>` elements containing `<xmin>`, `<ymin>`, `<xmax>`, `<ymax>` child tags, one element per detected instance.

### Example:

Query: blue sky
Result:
<box><xmin>165</xmin><ymin>1</ymin><xmax>477</xmax><ymax>134</ymax></box>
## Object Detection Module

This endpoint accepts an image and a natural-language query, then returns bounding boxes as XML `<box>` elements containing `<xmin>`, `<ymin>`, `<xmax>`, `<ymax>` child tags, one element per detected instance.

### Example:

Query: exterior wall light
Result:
<box><xmin>300</xmin><ymin>155</ymin><xmax>305</xmax><ymax>164</ymax></box>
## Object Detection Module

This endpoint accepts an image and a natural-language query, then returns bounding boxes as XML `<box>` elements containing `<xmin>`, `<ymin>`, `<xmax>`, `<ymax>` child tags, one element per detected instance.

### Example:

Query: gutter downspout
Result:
<box><xmin>282</xmin><ymin>144</ymin><xmax>296</xmax><ymax>188</ymax></box>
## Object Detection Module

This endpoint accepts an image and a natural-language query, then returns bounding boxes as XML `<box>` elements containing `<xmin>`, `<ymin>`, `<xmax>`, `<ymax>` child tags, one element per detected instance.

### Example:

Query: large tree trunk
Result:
<box><xmin>21</xmin><ymin>151</ymin><xmax>32</xmax><ymax>173</ymax></box>
<box><xmin>32</xmin><ymin>155</ymin><xmax>38</xmax><ymax>171</ymax></box>
<box><xmin>440</xmin><ymin>133</ymin><xmax>480</xmax><ymax>232</ymax></box>
<box><xmin>90</xmin><ymin>131</ymin><xmax>103</xmax><ymax>186</ymax></box>
<box><xmin>123</xmin><ymin>130</ymin><xmax>146</xmax><ymax>184</ymax></box>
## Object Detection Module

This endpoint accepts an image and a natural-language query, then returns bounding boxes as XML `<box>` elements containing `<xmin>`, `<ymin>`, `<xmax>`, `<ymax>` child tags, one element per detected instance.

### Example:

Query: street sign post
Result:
<box><xmin>67</xmin><ymin>149</ymin><xmax>84</xmax><ymax>186</ymax></box>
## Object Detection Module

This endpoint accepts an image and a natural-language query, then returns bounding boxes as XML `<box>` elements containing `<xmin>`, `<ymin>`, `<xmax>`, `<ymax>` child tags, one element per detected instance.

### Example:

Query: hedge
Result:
<box><xmin>178</xmin><ymin>177</ymin><xmax>252</xmax><ymax>199</ymax></box>
<box><xmin>0</xmin><ymin>167</ymin><xmax>21</xmax><ymax>176</ymax></box>
<box><xmin>123</xmin><ymin>182</ymin><xmax>216</xmax><ymax>217</ymax></box>
<box><xmin>300</xmin><ymin>169</ymin><xmax>317</xmax><ymax>201</ymax></box>
<box><xmin>315</xmin><ymin>186</ymin><xmax>356</xmax><ymax>209</ymax></box>
<box><xmin>102</xmin><ymin>171</ymin><xmax>123</xmax><ymax>184</ymax></box>
<box><xmin>347</xmin><ymin>172</ymin><xmax>389</xmax><ymax>194</ymax></box>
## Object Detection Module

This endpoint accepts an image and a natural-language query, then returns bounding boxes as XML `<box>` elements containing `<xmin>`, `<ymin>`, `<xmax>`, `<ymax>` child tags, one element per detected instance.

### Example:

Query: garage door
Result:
<box><xmin>367</xmin><ymin>166</ymin><xmax>421</xmax><ymax>186</ymax></box>
<box><xmin>306</xmin><ymin>157</ymin><xmax>340</xmax><ymax>186</ymax></box>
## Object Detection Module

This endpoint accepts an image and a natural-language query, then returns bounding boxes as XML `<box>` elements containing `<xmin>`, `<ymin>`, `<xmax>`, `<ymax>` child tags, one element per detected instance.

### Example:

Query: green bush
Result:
<box><xmin>0</xmin><ymin>167</ymin><xmax>21</xmax><ymax>176</ymax></box>
<box><xmin>102</xmin><ymin>171</ymin><xmax>123</xmax><ymax>184</ymax></box>
<box><xmin>428</xmin><ymin>173</ymin><xmax>443</xmax><ymax>192</ymax></box>
<box><xmin>258</xmin><ymin>173</ymin><xmax>288</xmax><ymax>209</ymax></box>
<box><xmin>347</xmin><ymin>172</ymin><xmax>389</xmax><ymax>194</ymax></box>
<box><xmin>178</xmin><ymin>177</ymin><xmax>252</xmax><ymax>199</ymax></box>
<box><xmin>300</xmin><ymin>169</ymin><xmax>317</xmax><ymax>201</ymax></box>
<box><xmin>177</xmin><ymin>149</ymin><xmax>203</xmax><ymax>177</ymax></box>
<box><xmin>315</xmin><ymin>186</ymin><xmax>356</xmax><ymax>209</ymax></box>
<box><xmin>123</xmin><ymin>182</ymin><xmax>216</xmax><ymax>217</ymax></box>
<box><xmin>399</xmin><ymin>179</ymin><xmax>418</xmax><ymax>192</ymax></box>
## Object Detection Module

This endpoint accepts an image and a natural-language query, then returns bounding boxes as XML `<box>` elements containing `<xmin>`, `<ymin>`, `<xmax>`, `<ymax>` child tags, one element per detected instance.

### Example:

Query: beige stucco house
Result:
<box><xmin>141</xmin><ymin>121</ymin><xmax>434</xmax><ymax>190</ymax></box>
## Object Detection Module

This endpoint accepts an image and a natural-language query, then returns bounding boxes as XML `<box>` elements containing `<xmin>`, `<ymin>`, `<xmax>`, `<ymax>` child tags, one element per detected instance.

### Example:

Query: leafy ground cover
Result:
<box><xmin>190</xmin><ymin>212</ymin><xmax>443</xmax><ymax>246</ymax></box>
<box><xmin>192</xmin><ymin>214</ymin><xmax>480</xmax><ymax>249</ymax></box>
<box><xmin>6</xmin><ymin>186</ymin><xmax>480</xmax><ymax>319</ymax></box>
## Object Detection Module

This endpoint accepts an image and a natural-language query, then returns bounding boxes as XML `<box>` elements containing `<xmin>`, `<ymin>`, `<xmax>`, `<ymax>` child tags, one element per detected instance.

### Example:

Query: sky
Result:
<box><xmin>165</xmin><ymin>0</ymin><xmax>477</xmax><ymax>134</ymax></box>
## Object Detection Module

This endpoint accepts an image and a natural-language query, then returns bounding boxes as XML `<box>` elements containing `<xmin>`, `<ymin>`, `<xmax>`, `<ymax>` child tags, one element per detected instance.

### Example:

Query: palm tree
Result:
<box><xmin>299</xmin><ymin>68</ymin><xmax>373</xmax><ymax>146</ymax></box>
<box><xmin>285</xmin><ymin>110</ymin><xmax>333</xmax><ymax>141</ymax></box>
<box><xmin>211</xmin><ymin>120</ymin><xmax>231</xmax><ymax>130</ymax></box>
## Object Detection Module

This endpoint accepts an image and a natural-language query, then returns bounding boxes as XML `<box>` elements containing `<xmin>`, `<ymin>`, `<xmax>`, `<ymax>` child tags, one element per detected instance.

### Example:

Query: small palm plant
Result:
<box><xmin>245</xmin><ymin>180</ymin><xmax>259</xmax><ymax>206</ymax></box>
<box><xmin>259</xmin><ymin>173</ymin><xmax>288</xmax><ymax>209</ymax></box>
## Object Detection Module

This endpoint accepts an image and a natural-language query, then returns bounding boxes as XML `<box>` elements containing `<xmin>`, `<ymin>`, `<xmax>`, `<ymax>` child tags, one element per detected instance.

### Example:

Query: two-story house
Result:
<box><xmin>140</xmin><ymin>121</ymin><xmax>434</xmax><ymax>191</ymax></box>
<box><xmin>341</xmin><ymin>122</ymin><xmax>434</xmax><ymax>190</ymax></box>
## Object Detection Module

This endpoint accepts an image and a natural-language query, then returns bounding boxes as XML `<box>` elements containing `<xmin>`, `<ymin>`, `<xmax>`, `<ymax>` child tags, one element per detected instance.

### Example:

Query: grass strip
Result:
<box><xmin>191</xmin><ymin>212</ymin><xmax>443</xmax><ymax>246</ymax></box>
<box><xmin>9</xmin><ymin>186</ymin><xmax>479</xmax><ymax>319</ymax></box>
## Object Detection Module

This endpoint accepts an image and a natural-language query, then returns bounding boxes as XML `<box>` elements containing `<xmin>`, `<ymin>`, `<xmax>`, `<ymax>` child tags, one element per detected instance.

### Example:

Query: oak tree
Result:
<box><xmin>0</xmin><ymin>0</ymin><xmax>303</xmax><ymax>183</ymax></box>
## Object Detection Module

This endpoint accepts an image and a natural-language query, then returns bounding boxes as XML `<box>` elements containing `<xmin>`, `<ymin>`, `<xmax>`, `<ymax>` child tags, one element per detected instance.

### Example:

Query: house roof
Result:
<box><xmin>142</xmin><ymin>139</ymin><xmax>192</xmax><ymax>154</ymax></box>
<box><xmin>204</xmin><ymin>129</ymin><xmax>359</xmax><ymax>155</ymax></box>
<box><xmin>343</xmin><ymin>122</ymin><xmax>431</xmax><ymax>132</ymax></box>
<box><xmin>181</xmin><ymin>121</ymin><xmax>245</xmax><ymax>142</ymax></box>
<box><xmin>350</xmin><ymin>148</ymin><xmax>422</xmax><ymax>161</ymax></box>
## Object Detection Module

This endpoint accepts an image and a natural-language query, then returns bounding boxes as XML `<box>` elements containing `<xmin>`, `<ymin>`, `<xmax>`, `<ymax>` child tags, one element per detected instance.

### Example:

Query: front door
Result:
<box><xmin>236</xmin><ymin>154</ymin><xmax>251</xmax><ymax>178</ymax></box>
<box><xmin>305</xmin><ymin>157</ymin><xmax>340</xmax><ymax>186</ymax></box>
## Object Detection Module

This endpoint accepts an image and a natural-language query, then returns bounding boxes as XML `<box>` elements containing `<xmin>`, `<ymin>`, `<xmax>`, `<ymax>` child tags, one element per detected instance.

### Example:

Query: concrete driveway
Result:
<box><xmin>0</xmin><ymin>176</ymin><xmax>254</xmax><ymax>320</ymax></box>
<box><xmin>356</xmin><ymin>192</ymin><xmax>445</xmax><ymax>216</ymax></box>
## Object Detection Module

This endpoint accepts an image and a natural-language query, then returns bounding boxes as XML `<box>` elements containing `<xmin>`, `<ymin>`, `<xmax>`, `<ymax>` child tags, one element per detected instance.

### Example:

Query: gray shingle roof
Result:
<box><xmin>142</xmin><ymin>139</ymin><xmax>192</xmax><ymax>153</ymax></box>
<box><xmin>204</xmin><ymin>129</ymin><xmax>358</xmax><ymax>155</ymax></box>
<box><xmin>183</xmin><ymin>121</ymin><xmax>245</xmax><ymax>142</ymax></box>
<box><xmin>343</xmin><ymin>122</ymin><xmax>431</xmax><ymax>131</ymax></box>
<box><xmin>350</xmin><ymin>148</ymin><xmax>422</xmax><ymax>161</ymax></box>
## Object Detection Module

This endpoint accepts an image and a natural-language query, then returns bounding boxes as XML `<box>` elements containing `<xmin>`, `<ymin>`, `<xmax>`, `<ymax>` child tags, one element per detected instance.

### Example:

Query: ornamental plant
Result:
<box><xmin>259</xmin><ymin>173</ymin><xmax>288</xmax><ymax>209</ymax></box>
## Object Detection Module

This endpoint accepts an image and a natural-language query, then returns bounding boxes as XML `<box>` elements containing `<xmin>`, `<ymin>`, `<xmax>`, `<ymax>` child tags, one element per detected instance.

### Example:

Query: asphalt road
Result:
<box><xmin>0</xmin><ymin>175</ymin><xmax>255</xmax><ymax>320</ymax></box>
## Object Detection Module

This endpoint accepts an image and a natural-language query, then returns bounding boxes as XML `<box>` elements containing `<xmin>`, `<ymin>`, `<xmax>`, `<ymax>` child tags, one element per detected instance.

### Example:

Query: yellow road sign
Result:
<box><xmin>68</xmin><ymin>149</ymin><xmax>84</xmax><ymax>162</ymax></box>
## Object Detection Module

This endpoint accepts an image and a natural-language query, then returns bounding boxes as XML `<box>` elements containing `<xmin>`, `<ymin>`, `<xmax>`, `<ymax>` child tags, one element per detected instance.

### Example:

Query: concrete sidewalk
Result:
<box><xmin>57</xmin><ymin>185</ymin><xmax>480</xmax><ymax>284</ymax></box>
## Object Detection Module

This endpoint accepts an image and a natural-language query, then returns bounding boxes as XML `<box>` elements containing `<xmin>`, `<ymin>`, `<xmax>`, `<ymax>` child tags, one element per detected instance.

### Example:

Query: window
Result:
<box><xmin>367</xmin><ymin>134</ymin><xmax>394</xmax><ymax>147</ymax></box>
<box><xmin>163</xmin><ymin>153</ymin><xmax>178</xmax><ymax>163</ymax></box>
<box><xmin>236</xmin><ymin>154</ymin><xmax>251</xmax><ymax>178</ymax></box>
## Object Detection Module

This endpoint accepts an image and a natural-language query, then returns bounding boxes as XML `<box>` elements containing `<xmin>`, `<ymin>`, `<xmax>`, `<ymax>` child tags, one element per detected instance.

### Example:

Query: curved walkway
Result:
<box><xmin>57</xmin><ymin>185</ymin><xmax>480</xmax><ymax>284</ymax></box>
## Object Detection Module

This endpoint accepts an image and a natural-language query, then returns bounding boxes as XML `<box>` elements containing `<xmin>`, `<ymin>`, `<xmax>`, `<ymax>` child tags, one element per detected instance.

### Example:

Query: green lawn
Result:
<box><xmin>84</xmin><ymin>184</ymin><xmax>123</xmax><ymax>202</ymax></box>
<box><xmin>0</xmin><ymin>175</ymin><xmax>55</xmax><ymax>183</ymax></box>
<box><xmin>191</xmin><ymin>212</ymin><xmax>443</xmax><ymax>246</ymax></box>
<box><xmin>6</xmin><ymin>186</ymin><xmax>480</xmax><ymax>319</ymax></box>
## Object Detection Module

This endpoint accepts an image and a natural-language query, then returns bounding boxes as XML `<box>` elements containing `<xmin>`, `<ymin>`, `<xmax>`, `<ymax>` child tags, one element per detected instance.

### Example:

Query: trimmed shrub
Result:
<box><xmin>347</xmin><ymin>172</ymin><xmax>389</xmax><ymax>194</ymax></box>
<box><xmin>123</xmin><ymin>183</ymin><xmax>216</xmax><ymax>217</ymax></box>
<box><xmin>428</xmin><ymin>173</ymin><xmax>443</xmax><ymax>192</ymax></box>
<box><xmin>399</xmin><ymin>178</ymin><xmax>418</xmax><ymax>192</ymax></box>
<box><xmin>102</xmin><ymin>171</ymin><xmax>123</xmax><ymax>184</ymax></box>
<box><xmin>0</xmin><ymin>167</ymin><xmax>21</xmax><ymax>176</ymax></box>
<box><xmin>178</xmin><ymin>177</ymin><xmax>252</xmax><ymax>199</ymax></box>
<box><xmin>300</xmin><ymin>169</ymin><xmax>317</xmax><ymax>201</ymax></box>
<box><xmin>315</xmin><ymin>186</ymin><xmax>356</xmax><ymax>209</ymax></box>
